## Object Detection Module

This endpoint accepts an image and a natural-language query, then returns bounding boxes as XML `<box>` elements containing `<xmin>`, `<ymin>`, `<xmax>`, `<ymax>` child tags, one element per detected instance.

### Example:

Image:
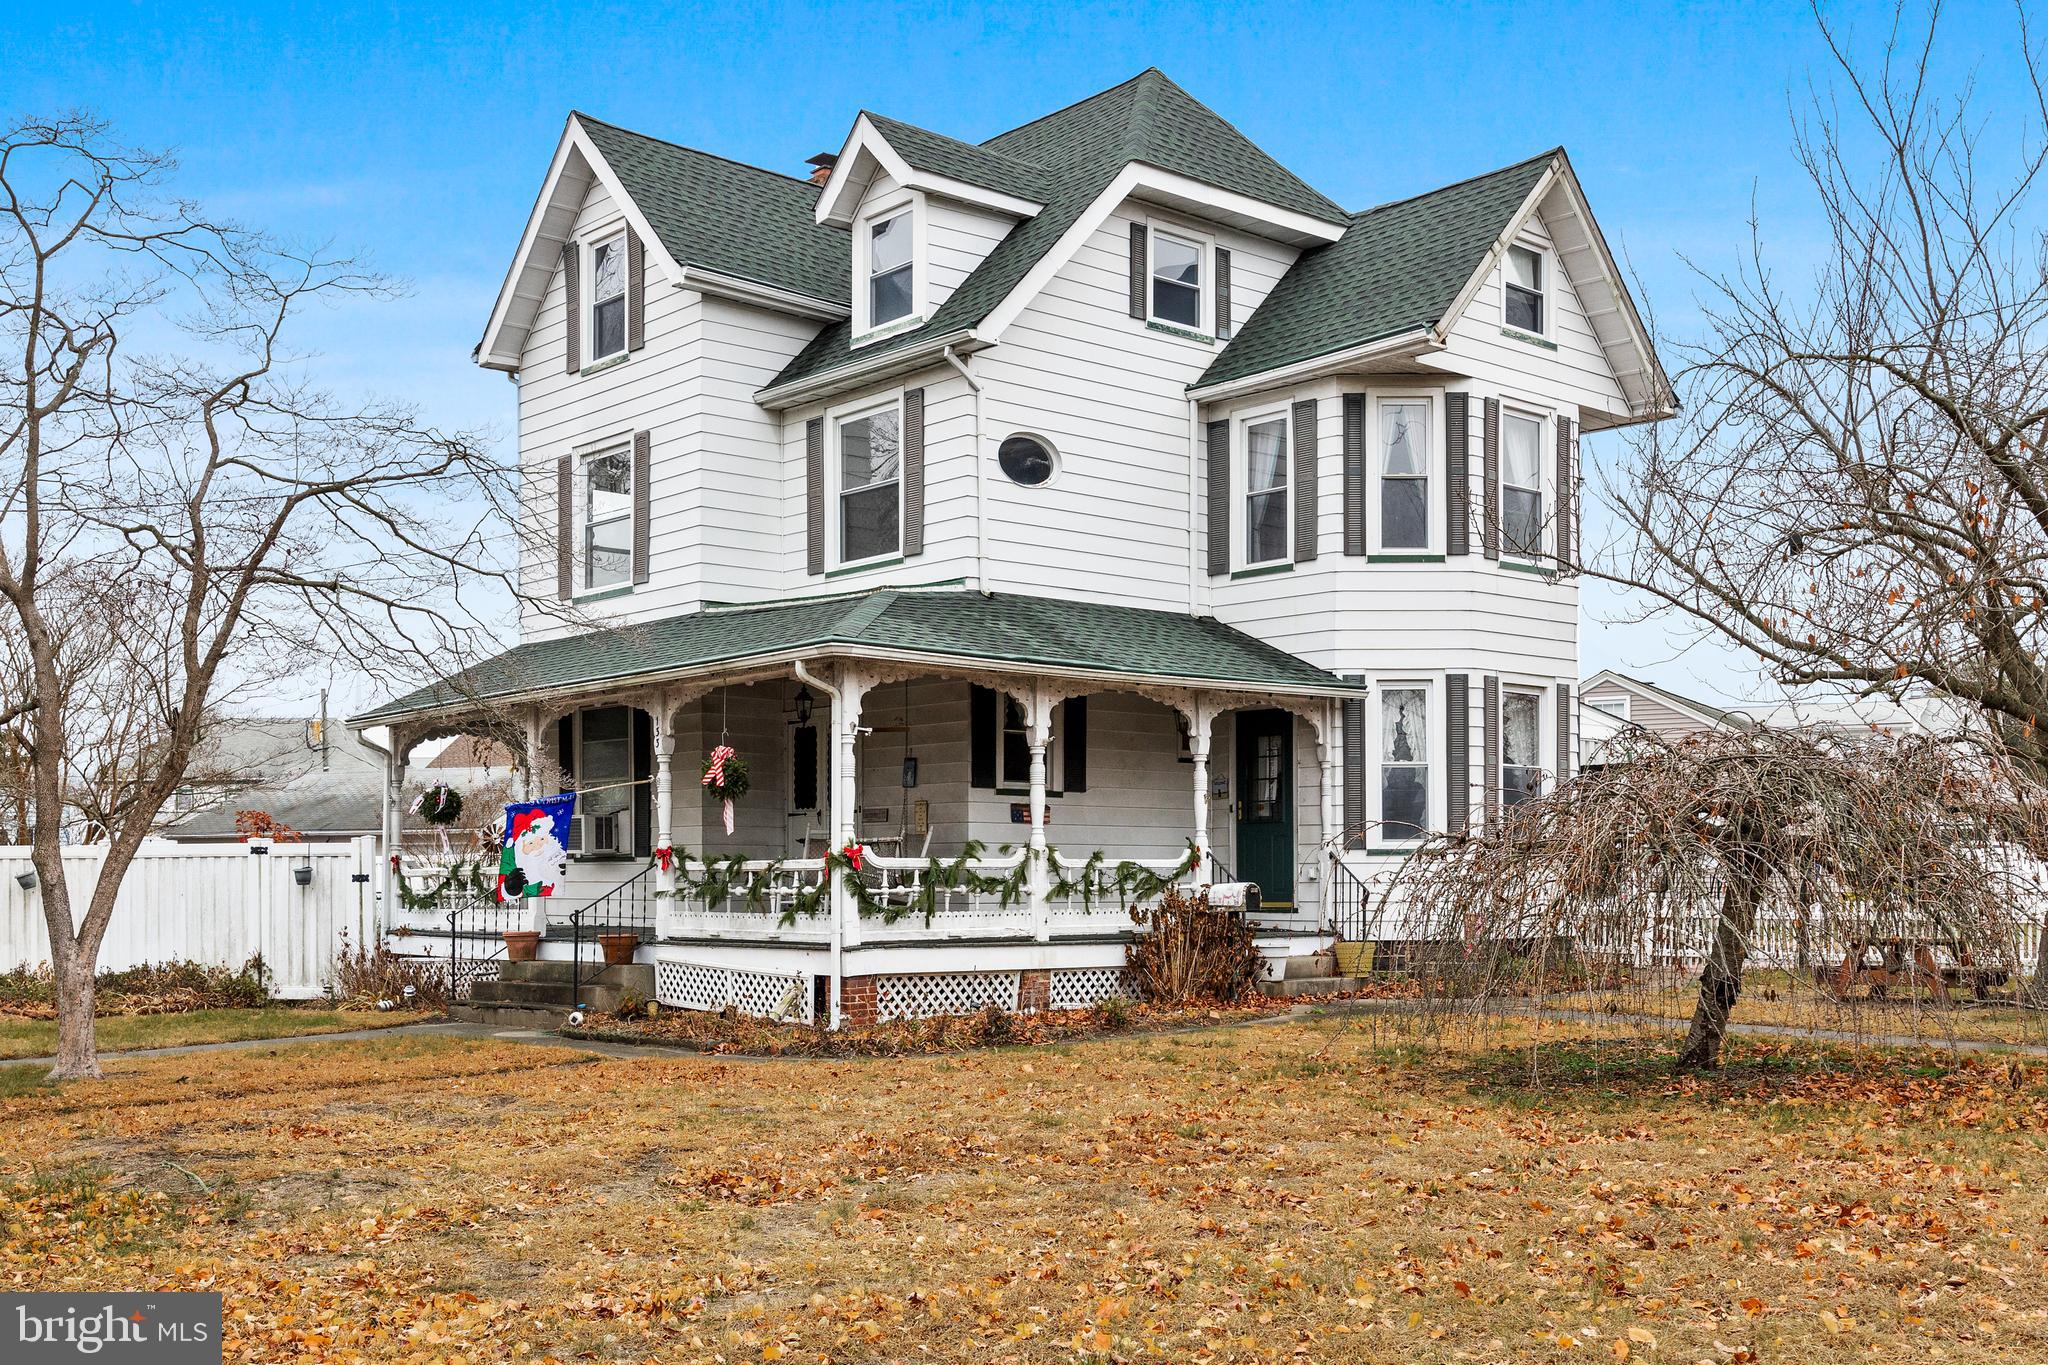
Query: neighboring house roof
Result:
<box><xmin>1580</xmin><ymin>670</ymin><xmax>1754</xmax><ymax>732</ymax></box>
<box><xmin>356</xmin><ymin>588</ymin><xmax>1363</xmax><ymax>726</ymax></box>
<box><xmin>765</xmin><ymin>68</ymin><xmax>1350</xmax><ymax>396</ymax></box>
<box><xmin>576</xmin><ymin>116</ymin><xmax>851</xmax><ymax>307</ymax></box>
<box><xmin>165</xmin><ymin>770</ymin><xmax>382</xmax><ymax>840</ymax></box>
<box><xmin>1196</xmin><ymin>150</ymin><xmax>1555</xmax><ymax>388</ymax></box>
<box><xmin>185</xmin><ymin>716</ymin><xmax>385</xmax><ymax>788</ymax></box>
<box><xmin>428</xmin><ymin>736</ymin><xmax>521</xmax><ymax>770</ymax></box>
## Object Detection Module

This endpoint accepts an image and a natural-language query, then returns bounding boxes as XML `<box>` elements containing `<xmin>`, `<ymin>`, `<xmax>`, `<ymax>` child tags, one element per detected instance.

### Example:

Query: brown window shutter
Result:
<box><xmin>1062</xmin><ymin>696</ymin><xmax>1088</xmax><ymax>792</ymax></box>
<box><xmin>632</xmin><ymin>431</ymin><xmax>651</xmax><ymax>584</ymax></box>
<box><xmin>556</xmin><ymin>454</ymin><xmax>574</xmax><ymax>598</ymax></box>
<box><xmin>1340</xmin><ymin>676</ymin><xmax>1365</xmax><ymax>848</ymax></box>
<box><xmin>969</xmin><ymin>686</ymin><xmax>998</xmax><ymax>788</ymax></box>
<box><xmin>902</xmin><ymin>388</ymin><xmax>925</xmax><ymax>557</ymax></box>
<box><xmin>1128</xmin><ymin>221</ymin><xmax>1147</xmax><ymax>320</ymax></box>
<box><xmin>1556</xmin><ymin>417</ymin><xmax>1575</xmax><ymax>570</ymax></box>
<box><xmin>626</xmin><ymin>228</ymin><xmax>646</xmax><ymax>352</ymax></box>
<box><xmin>1206</xmin><ymin>419</ymin><xmax>1230</xmax><ymax>577</ymax></box>
<box><xmin>1291</xmin><ymin>399</ymin><xmax>1318</xmax><ymax>562</ymax></box>
<box><xmin>805</xmin><ymin>417</ymin><xmax>825</xmax><ymax>576</ymax></box>
<box><xmin>1481</xmin><ymin>397</ymin><xmax>1501</xmax><ymax>561</ymax></box>
<box><xmin>1214</xmin><ymin>246</ymin><xmax>1233</xmax><ymax>339</ymax></box>
<box><xmin>1555</xmin><ymin>682</ymin><xmax>1572</xmax><ymax>789</ymax></box>
<box><xmin>1445</xmin><ymin>392</ymin><xmax>1470</xmax><ymax>556</ymax></box>
<box><xmin>561</xmin><ymin>243</ymin><xmax>580</xmax><ymax>375</ymax></box>
<box><xmin>1341</xmin><ymin>393</ymin><xmax>1366</xmax><ymax>556</ymax></box>
<box><xmin>1481</xmin><ymin>675</ymin><xmax>1501</xmax><ymax>824</ymax></box>
<box><xmin>1445</xmin><ymin>674</ymin><xmax>1470</xmax><ymax>832</ymax></box>
<box><xmin>632</xmin><ymin>710</ymin><xmax>653</xmax><ymax>858</ymax></box>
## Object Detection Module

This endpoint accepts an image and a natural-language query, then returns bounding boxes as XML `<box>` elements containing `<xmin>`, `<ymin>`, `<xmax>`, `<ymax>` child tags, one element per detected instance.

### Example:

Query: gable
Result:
<box><xmin>477</xmin><ymin>115</ymin><xmax>849</xmax><ymax>370</ymax></box>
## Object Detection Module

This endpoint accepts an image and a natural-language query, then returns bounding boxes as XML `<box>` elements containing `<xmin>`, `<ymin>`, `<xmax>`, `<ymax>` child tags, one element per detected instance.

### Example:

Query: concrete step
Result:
<box><xmin>470</xmin><ymin>978</ymin><xmax>641</xmax><ymax>1013</ymax></box>
<box><xmin>450</xmin><ymin>1003</ymin><xmax>570</xmax><ymax>1030</ymax></box>
<box><xmin>1257</xmin><ymin>976</ymin><xmax>1366</xmax><ymax>999</ymax></box>
<box><xmin>1281</xmin><ymin>952</ymin><xmax>1340</xmax><ymax>980</ymax></box>
<box><xmin>499</xmin><ymin>961</ymin><xmax>654</xmax><ymax>992</ymax></box>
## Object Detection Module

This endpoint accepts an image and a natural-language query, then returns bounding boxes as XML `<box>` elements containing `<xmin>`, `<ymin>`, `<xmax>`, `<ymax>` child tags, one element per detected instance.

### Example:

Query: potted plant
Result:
<box><xmin>501</xmin><ymin>929</ymin><xmax>541</xmax><ymax>962</ymax></box>
<box><xmin>597</xmin><ymin>931</ymin><xmax>639</xmax><ymax>966</ymax></box>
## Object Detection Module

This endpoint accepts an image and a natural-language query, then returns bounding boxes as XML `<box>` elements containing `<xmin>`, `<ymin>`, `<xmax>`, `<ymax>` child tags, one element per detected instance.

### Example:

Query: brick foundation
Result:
<box><xmin>1017</xmin><ymin>968</ymin><xmax>1051</xmax><ymax>1014</ymax></box>
<box><xmin>840</xmin><ymin>974</ymin><xmax>878</xmax><ymax>1027</ymax></box>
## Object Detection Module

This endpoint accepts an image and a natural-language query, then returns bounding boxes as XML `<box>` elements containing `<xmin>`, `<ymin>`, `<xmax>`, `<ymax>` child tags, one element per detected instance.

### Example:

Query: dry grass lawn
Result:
<box><xmin>4</xmin><ymin>1014</ymin><xmax>2048</xmax><ymax>1362</ymax></box>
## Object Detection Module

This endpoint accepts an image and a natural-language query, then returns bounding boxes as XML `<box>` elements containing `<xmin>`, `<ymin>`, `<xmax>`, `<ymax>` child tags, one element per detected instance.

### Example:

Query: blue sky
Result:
<box><xmin>6</xmin><ymin>0</ymin><xmax>2022</xmax><ymax>708</ymax></box>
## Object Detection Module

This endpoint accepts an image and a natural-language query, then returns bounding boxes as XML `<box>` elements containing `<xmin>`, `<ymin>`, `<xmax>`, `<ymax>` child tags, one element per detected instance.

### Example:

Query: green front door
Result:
<box><xmin>1234</xmin><ymin>709</ymin><xmax>1294</xmax><ymax>908</ymax></box>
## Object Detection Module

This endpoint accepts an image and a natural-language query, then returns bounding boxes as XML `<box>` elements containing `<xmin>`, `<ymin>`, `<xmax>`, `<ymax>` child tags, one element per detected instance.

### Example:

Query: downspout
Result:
<box><xmin>943</xmin><ymin>345</ymin><xmax>987</xmax><ymax>594</ymax></box>
<box><xmin>792</xmin><ymin>658</ymin><xmax>844</xmax><ymax>1029</ymax></box>
<box><xmin>1187</xmin><ymin>396</ymin><xmax>1202</xmax><ymax>614</ymax></box>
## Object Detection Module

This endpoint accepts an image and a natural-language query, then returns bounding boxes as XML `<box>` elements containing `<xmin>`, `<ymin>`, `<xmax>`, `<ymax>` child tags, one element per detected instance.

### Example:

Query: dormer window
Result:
<box><xmin>1150</xmin><ymin>230</ymin><xmax>1202</xmax><ymax>329</ymax></box>
<box><xmin>1504</xmin><ymin>244</ymin><xmax>1544</xmax><ymax>334</ymax></box>
<box><xmin>590</xmin><ymin>235</ymin><xmax>627</xmax><ymax>360</ymax></box>
<box><xmin>868</xmin><ymin>211</ymin><xmax>913</xmax><ymax>327</ymax></box>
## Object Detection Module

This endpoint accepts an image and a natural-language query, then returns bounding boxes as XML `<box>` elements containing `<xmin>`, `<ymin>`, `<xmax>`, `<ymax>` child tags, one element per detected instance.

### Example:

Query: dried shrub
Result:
<box><xmin>332</xmin><ymin>932</ymin><xmax>448</xmax><ymax>1010</ymax></box>
<box><xmin>1125</xmin><ymin>886</ymin><xmax>1264</xmax><ymax>1005</ymax></box>
<box><xmin>0</xmin><ymin>957</ymin><xmax>271</xmax><ymax>1017</ymax></box>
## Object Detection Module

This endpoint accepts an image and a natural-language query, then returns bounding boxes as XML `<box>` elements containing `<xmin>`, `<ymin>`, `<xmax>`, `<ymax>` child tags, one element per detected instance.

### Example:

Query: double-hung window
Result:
<box><xmin>1501</xmin><ymin>689</ymin><xmax>1542</xmax><ymax>807</ymax></box>
<box><xmin>1243</xmin><ymin>413</ymin><xmax>1290</xmax><ymax>566</ymax></box>
<box><xmin>999</xmin><ymin>697</ymin><xmax>1062</xmax><ymax>788</ymax></box>
<box><xmin>1380</xmin><ymin>399</ymin><xmax>1430</xmax><ymax>550</ymax></box>
<box><xmin>1150</xmin><ymin>230</ymin><xmax>1202</xmax><ymax>329</ymax></box>
<box><xmin>868</xmin><ymin>211</ymin><xmax>913</xmax><ymax>328</ymax></box>
<box><xmin>838</xmin><ymin>403</ymin><xmax>901</xmax><ymax>563</ymax></box>
<box><xmin>1501</xmin><ymin>411</ymin><xmax>1545</xmax><ymax>558</ymax></box>
<box><xmin>582</xmin><ymin>446</ymin><xmax>632</xmax><ymax>589</ymax></box>
<box><xmin>590</xmin><ymin>235</ymin><xmax>627</xmax><ymax>361</ymax></box>
<box><xmin>1504</xmin><ymin>244</ymin><xmax>1544</xmax><ymax>334</ymax></box>
<box><xmin>1380</xmin><ymin>685</ymin><xmax>1429</xmax><ymax>840</ymax></box>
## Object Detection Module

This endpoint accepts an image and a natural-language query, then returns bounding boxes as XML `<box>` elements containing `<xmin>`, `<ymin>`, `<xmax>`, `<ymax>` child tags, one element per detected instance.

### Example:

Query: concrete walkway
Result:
<box><xmin>12</xmin><ymin>1001</ymin><xmax>2048</xmax><ymax>1071</ymax></box>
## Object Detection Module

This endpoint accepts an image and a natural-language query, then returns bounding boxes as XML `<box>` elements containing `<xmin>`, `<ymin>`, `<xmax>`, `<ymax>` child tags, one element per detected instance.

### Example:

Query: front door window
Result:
<box><xmin>1234</xmin><ymin>710</ymin><xmax>1295</xmax><ymax>908</ymax></box>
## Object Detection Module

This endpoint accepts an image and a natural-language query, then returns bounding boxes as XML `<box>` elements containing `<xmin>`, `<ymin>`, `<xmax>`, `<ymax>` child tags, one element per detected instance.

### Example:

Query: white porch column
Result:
<box><xmin>834</xmin><ymin>670</ymin><xmax>867</xmax><ymax>953</ymax></box>
<box><xmin>520</xmin><ymin>707</ymin><xmax>543</xmax><ymax>801</ymax></box>
<box><xmin>651</xmin><ymin>695</ymin><xmax>676</xmax><ymax>897</ymax></box>
<box><xmin>1024</xmin><ymin>685</ymin><xmax>1054</xmax><ymax>940</ymax></box>
<box><xmin>1186</xmin><ymin>698</ymin><xmax>1216</xmax><ymax>886</ymax></box>
<box><xmin>1315</xmin><ymin>700</ymin><xmax>1341</xmax><ymax>927</ymax></box>
<box><xmin>380</xmin><ymin>734</ymin><xmax>410</xmax><ymax>930</ymax></box>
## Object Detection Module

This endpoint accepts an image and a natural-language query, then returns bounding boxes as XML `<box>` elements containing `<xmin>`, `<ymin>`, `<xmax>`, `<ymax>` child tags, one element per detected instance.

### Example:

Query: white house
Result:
<box><xmin>356</xmin><ymin>70</ymin><xmax>1672</xmax><ymax>1026</ymax></box>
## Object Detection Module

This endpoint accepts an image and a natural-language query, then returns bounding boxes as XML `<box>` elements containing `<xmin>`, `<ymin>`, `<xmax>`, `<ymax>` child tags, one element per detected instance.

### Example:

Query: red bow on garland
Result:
<box><xmin>654</xmin><ymin>846</ymin><xmax>675</xmax><ymax>872</ymax></box>
<box><xmin>389</xmin><ymin>853</ymin><xmax>401</xmax><ymax>871</ymax></box>
<box><xmin>838</xmin><ymin>842</ymin><xmax>864</xmax><ymax>872</ymax></box>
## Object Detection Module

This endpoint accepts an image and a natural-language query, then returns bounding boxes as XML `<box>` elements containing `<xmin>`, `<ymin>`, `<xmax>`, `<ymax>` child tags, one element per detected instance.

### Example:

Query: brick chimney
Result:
<box><xmin>805</xmin><ymin>152</ymin><xmax>837</xmax><ymax>186</ymax></box>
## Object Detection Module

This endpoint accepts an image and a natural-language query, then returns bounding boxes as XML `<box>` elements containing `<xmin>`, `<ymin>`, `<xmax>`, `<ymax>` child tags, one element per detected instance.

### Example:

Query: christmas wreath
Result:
<box><xmin>413</xmin><ymin>782</ymin><xmax>464</xmax><ymax>827</ymax></box>
<box><xmin>700</xmin><ymin>745</ymin><xmax>750</xmax><ymax>801</ymax></box>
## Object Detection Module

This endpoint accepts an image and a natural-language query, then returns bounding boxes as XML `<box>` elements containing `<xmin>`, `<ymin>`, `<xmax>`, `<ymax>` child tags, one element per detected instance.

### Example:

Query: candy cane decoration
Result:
<box><xmin>703</xmin><ymin>743</ymin><xmax>737</xmax><ymax>836</ymax></box>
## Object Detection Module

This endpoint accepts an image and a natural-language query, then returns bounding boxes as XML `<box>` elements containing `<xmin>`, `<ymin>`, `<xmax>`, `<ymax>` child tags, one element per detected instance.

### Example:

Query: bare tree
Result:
<box><xmin>1385</xmin><ymin>728</ymin><xmax>2048</xmax><ymax>1070</ymax></box>
<box><xmin>1602</xmin><ymin>4</ymin><xmax>2048</xmax><ymax>768</ymax></box>
<box><xmin>0</xmin><ymin>114</ymin><xmax>525</xmax><ymax>1078</ymax></box>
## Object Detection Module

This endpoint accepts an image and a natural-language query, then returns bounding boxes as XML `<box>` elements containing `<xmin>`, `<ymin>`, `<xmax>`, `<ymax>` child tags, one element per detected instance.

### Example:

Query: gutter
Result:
<box><xmin>942</xmin><ymin>345</ymin><xmax>987</xmax><ymax>594</ymax></box>
<box><xmin>1185</xmin><ymin>328</ymin><xmax>1440</xmax><ymax>403</ymax></box>
<box><xmin>755</xmin><ymin>327</ymin><xmax>980</xmax><ymax>410</ymax></box>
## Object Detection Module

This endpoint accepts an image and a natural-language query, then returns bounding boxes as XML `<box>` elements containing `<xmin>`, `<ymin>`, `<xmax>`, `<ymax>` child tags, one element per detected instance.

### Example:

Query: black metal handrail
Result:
<box><xmin>1328</xmin><ymin>858</ymin><xmax>1377</xmax><ymax>942</ymax></box>
<box><xmin>568</xmin><ymin>863</ymin><xmax>658</xmax><ymax>1015</ymax></box>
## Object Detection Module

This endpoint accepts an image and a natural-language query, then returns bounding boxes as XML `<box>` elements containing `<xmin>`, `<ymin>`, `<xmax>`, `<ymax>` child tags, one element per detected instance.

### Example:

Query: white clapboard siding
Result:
<box><xmin>0</xmin><ymin>839</ymin><xmax>380</xmax><ymax>998</ymax></box>
<box><xmin>926</xmin><ymin>197</ymin><xmax>1019</xmax><ymax>313</ymax></box>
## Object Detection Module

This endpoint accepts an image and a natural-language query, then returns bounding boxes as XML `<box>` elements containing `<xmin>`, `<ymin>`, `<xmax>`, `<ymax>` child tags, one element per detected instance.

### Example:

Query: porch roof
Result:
<box><xmin>353</xmin><ymin>589</ymin><xmax>1362</xmax><ymax>725</ymax></box>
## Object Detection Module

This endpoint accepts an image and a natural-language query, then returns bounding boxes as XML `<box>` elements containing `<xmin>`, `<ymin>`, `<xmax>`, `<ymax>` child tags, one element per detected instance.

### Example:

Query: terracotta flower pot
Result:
<box><xmin>502</xmin><ymin>930</ymin><xmax>541</xmax><ymax>962</ymax></box>
<box><xmin>597</xmin><ymin>932</ymin><xmax>639</xmax><ymax>966</ymax></box>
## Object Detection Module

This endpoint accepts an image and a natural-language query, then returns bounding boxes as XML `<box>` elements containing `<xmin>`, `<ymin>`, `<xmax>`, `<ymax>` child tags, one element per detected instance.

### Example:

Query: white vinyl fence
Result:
<box><xmin>0</xmin><ymin>837</ymin><xmax>380</xmax><ymax>999</ymax></box>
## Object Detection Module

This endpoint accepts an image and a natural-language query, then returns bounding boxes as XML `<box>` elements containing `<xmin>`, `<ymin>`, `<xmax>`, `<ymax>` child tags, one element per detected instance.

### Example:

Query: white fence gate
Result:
<box><xmin>0</xmin><ymin>838</ymin><xmax>379</xmax><ymax>999</ymax></box>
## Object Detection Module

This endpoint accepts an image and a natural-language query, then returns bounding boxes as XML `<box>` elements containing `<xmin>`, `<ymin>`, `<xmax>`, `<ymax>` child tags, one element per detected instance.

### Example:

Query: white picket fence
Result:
<box><xmin>0</xmin><ymin>837</ymin><xmax>380</xmax><ymax>999</ymax></box>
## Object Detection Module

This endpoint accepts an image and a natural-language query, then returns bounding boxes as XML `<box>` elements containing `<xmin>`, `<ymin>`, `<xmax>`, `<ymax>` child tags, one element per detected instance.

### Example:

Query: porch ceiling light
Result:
<box><xmin>793</xmin><ymin>685</ymin><xmax>814</xmax><ymax>725</ymax></box>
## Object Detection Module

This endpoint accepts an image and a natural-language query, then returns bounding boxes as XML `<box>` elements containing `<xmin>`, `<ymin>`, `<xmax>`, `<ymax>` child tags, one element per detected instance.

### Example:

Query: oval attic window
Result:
<box><xmin>998</xmin><ymin>434</ymin><xmax>1057</xmax><ymax>486</ymax></box>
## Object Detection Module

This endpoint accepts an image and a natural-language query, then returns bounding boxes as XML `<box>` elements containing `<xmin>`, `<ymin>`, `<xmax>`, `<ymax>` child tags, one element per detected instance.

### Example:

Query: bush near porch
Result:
<box><xmin>0</xmin><ymin>956</ymin><xmax>273</xmax><ymax>1017</ymax></box>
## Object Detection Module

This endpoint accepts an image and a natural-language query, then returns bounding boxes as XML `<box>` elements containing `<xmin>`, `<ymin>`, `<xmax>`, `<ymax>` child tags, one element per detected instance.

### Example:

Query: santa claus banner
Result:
<box><xmin>497</xmin><ymin>794</ymin><xmax>575</xmax><ymax>903</ymax></box>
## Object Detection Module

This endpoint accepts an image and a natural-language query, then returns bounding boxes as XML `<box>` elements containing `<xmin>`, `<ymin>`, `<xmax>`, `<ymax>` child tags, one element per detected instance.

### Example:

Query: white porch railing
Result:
<box><xmin>391</xmin><ymin>855</ymin><xmax>527</xmax><ymax>937</ymax></box>
<box><xmin>862</xmin><ymin>849</ymin><xmax>1033</xmax><ymax>940</ymax></box>
<box><xmin>657</xmin><ymin>858</ymin><xmax>831</xmax><ymax>940</ymax></box>
<box><xmin>1047</xmin><ymin>850</ymin><xmax>1192</xmax><ymax>926</ymax></box>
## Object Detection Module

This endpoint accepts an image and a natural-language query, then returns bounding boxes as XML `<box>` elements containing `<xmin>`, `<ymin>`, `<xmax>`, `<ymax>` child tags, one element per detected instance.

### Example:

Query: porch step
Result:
<box><xmin>459</xmin><ymin>960</ymin><xmax>657</xmax><ymax>1020</ymax></box>
<box><xmin>1257</xmin><ymin>975</ymin><xmax>1366</xmax><ymax>999</ymax></box>
<box><xmin>1281</xmin><ymin>952</ymin><xmax>1340</xmax><ymax>980</ymax></box>
<box><xmin>453</xmin><ymin>1004</ymin><xmax>573</xmax><ymax>1030</ymax></box>
<box><xmin>497</xmin><ymin>961</ymin><xmax>654</xmax><ymax>991</ymax></box>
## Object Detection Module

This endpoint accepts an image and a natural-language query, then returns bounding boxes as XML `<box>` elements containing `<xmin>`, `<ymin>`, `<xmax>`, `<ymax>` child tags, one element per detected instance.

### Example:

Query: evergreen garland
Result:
<box><xmin>394</xmin><ymin>858</ymin><xmax>493</xmax><ymax>912</ymax></box>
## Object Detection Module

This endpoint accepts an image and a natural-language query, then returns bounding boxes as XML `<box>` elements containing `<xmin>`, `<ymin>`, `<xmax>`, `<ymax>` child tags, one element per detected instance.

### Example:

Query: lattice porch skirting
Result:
<box><xmin>1048</xmin><ymin>966</ymin><xmax>1134</xmax><ymax>1010</ymax></box>
<box><xmin>655</xmin><ymin>959</ymin><xmax>812</xmax><ymax>1023</ymax></box>
<box><xmin>873</xmin><ymin>970</ymin><xmax>1021</xmax><ymax>1022</ymax></box>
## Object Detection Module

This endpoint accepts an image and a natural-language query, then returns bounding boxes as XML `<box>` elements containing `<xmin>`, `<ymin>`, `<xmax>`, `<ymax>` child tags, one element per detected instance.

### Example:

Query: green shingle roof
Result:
<box><xmin>764</xmin><ymin>69</ymin><xmax>1349</xmax><ymax>395</ymax></box>
<box><xmin>354</xmin><ymin>590</ymin><xmax>1359</xmax><ymax>725</ymax></box>
<box><xmin>862</xmin><ymin>113</ymin><xmax>1052</xmax><ymax>202</ymax></box>
<box><xmin>1198</xmin><ymin>150</ymin><xmax>1557</xmax><ymax>388</ymax></box>
<box><xmin>579</xmin><ymin>115</ymin><xmax>851</xmax><ymax>306</ymax></box>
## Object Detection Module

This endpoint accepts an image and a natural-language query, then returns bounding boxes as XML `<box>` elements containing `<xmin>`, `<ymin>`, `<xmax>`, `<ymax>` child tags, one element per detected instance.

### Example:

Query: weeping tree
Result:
<box><xmin>1383</xmin><ymin>727</ymin><xmax>2048</xmax><ymax>1070</ymax></box>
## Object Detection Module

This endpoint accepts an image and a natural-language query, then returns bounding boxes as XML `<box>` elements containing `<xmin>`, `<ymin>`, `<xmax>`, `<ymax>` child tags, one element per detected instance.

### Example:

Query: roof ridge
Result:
<box><xmin>1353</xmin><ymin>146</ymin><xmax>1560</xmax><ymax>218</ymax></box>
<box><xmin>979</xmin><ymin>69</ymin><xmax>1151</xmax><ymax>148</ymax></box>
<box><xmin>572</xmin><ymin>111</ymin><xmax>824</xmax><ymax>192</ymax></box>
<box><xmin>864</xmin><ymin>111</ymin><xmax>1048</xmax><ymax>172</ymax></box>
